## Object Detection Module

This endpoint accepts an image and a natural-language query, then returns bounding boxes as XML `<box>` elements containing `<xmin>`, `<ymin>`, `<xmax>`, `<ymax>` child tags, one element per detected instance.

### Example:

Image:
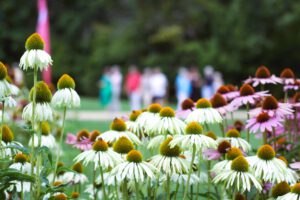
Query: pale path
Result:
<box><xmin>66</xmin><ymin>110</ymin><xmax>247</xmax><ymax>121</ymax></box>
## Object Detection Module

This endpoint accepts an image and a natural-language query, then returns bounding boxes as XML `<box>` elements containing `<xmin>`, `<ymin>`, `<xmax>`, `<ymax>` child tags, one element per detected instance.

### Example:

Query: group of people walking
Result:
<box><xmin>99</xmin><ymin>65</ymin><xmax>223</xmax><ymax>111</ymax></box>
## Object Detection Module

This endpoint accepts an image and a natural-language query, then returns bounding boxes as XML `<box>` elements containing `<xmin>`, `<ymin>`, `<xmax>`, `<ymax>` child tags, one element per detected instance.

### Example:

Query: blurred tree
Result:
<box><xmin>1</xmin><ymin>0</ymin><xmax>300</xmax><ymax>96</ymax></box>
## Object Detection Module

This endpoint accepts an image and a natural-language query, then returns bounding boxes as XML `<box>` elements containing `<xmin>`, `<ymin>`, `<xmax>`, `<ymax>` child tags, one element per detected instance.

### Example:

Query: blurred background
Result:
<box><xmin>1</xmin><ymin>0</ymin><xmax>300</xmax><ymax>108</ymax></box>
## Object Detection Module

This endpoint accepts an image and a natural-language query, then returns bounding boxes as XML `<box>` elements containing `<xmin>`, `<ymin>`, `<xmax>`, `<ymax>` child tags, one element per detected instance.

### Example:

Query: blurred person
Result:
<box><xmin>189</xmin><ymin>67</ymin><xmax>202</xmax><ymax>101</ymax></box>
<box><xmin>213</xmin><ymin>71</ymin><xmax>224</xmax><ymax>93</ymax></box>
<box><xmin>109</xmin><ymin>65</ymin><xmax>122</xmax><ymax>111</ymax></box>
<box><xmin>202</xmin><ymin>65</ymin><xmax>215</xmax><ymax>99</ymax></box>
<box><xmin>175</xmin><ymin>67</ymin><xmax>191</xmax><ymax>109</ymax></box>
<box><xmin>149</xmin><ymin>67</ymin><xmax>168</xmax><ymax>105</ymax></box>
<box><xmin>141</xmin><ymin>68</ymin><xmax>153</xmax><ymax>107</ymax></box>
<box><xmin>98</xmin><ymin>68</ymin><xmax>112</xmax><ymax>109</ymax></box>
<box><xmin>125</xmin><ymin>65</ymin><xmax>142</xmax><ymax>110</ymax></box>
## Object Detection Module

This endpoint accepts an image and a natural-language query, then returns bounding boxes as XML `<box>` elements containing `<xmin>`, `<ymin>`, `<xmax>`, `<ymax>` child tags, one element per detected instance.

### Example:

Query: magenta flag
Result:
<box><xmin>36</xmin><ymin>0</ymin><xmax>52</xmax><ymax>84</ymax></box>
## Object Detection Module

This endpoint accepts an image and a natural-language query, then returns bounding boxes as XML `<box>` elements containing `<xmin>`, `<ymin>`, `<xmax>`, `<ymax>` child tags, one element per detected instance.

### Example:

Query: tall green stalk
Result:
<box><xmin>52</xmin><ymin>106</ymin><xmax>67</xmax><ymax>184</ymax></box>
<box><xmin>0</xmin><ymin>100</ymin><xmax>5</xmax><ymax>157</ymax></box>
<box><xmin>183</xmin><ymin>144</ymin><xmax>196</xmax><ymax>200</ymax></box>
<box><xmin>246</xmin><ymin>103</ymin><xmax>250</xmax><ymax>143</ymax></box>
<box><xmin>134</xmin><ymin>177</ymin><xmax>139</xmax><ymax>200</ymax></box>
<box><xmin>98</xmin><ymin>154</ymin><xmax>107</xmax><ymax>200</ymax></box>
<box><xmin>166</xmin><ymin>174</ymin><xmax>170</xmax><ymax>200</ymax></box>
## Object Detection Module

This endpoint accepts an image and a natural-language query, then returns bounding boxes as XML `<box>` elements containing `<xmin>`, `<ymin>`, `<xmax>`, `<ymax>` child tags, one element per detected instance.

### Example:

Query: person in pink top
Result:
<box><xmin>125</xmin><ymin>65</ymin><xmax>142</xmax><ymax>110</ymax></box>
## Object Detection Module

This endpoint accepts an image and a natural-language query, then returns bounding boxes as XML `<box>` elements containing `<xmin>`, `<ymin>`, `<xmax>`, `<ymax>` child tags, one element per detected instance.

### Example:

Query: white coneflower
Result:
<box><xmin>161</xmin><ymin>173</ymin><xmax>201</xmax><ymax>185</ymax></box>
<box><xmin>211</xmin><ymin>147</ymin><xmax>243</xmax><ymax>173</ymax></box>
<box><xmin>113</xmin><ymin>136</ymin><xmax>134</xmax><ymax>156</ymax></box>
<box><xmin>277</xmin><ymin>156</ymin><xmax>299</xmax><ymax>184</ymax></box>
<box><xmin>28</xmin><ymin>122</ymin><xmax>56</xmax><ymax>149</ymax></box>
<box><xmin>246</xmin><ymin>145</ymin><xmax>287</xmax><ymax>183</ymax></box>
<box><xmin>186</xmin><ymin>98</ymin><xmax>222</xmax><ymax>124</ymax></box>
<box><xmin>212</xmin><ymin>156</ymin><xmax>262</xmax><ymax>193</ymax></box>
<box><xmin>19</xmin><ymin>33</ymin><xmax>52</xmax><ymax>71</ymax></box>
<box><xmin>111</xmin><ymin>150</ymin><xmax>157</xmax><ymax>182</ymax></box>
<box><xmin>8</xmin><ymin>153</ymin><xmax>32</xmax><ymax>193</ymax></box>
<box><xmin>0</xmin><ymin>62</ymin><xmax>13</xmax><ymax>98</ymax></box>
<box><xmin>0</xmin><ymin>125</ymin><xmax>22</xmax><ymax>157</ymax></box>
<box><xmin>277</xmin><ymin>183</ymin><xmax>300</xmax><ymax>200</ymax></box>
<box><xmin>22</xmin><ymin>81</ymin><xmax>53</xmax><ymax>122</ymax></box>
<box><xmin>47</xmin><ymin>162</ymin><xmax>65</xmax><ymax>183</ymax></box>
<box><xmin>148</xmin><ymin>107</ymin><xmax>186</xmax><ymax>136</ymax></box>
<box><xmin>2</xmin><ymin>96</ymin><xmax>17</xmax><ymax>108</ymax></box>
<box><xmin>271</xmin><ymin>181</ymin><xmax>291</xmax><ymax>199</ymax></box>
<box><xmin>52</xmin><ymin>74</ymin><xmax>80</xmax><ymax>108</ymax></box>
<box><xmin>150</xmin><ymin>137</ymin><xmax>189</xmax><ymax>175</ymax></box>
<box><xmin>221</xmin><ymin>129</ymin><xmax>251</xmax><ymax>152</ymax></box>
<box><xmin>62</xmin><ymin>162</ymin><xmax>88</xmax><ymax>184</ymax></box>
<box><xmin>74</xmin><ymin>138</ymin><xmax>123</xmax><ymax>169</ymax></box>
<box><xmin>170</xmin><ymin>122</ymin><xmax>217</xmax><ymax>152</ymax></box>
<box><xmin>136</xmin><ymin>103</ymin><xmax>162</xmax><ymax>130</ymax></box>
<box><xmin>125</xmin><ymin>110</ymin><xmax>145</xmax><ymax>139</ymax></box>
<box><xmin>98</xmin><ymin>118</ymin><xmax>141</xmax><ymax>145</ymax></box>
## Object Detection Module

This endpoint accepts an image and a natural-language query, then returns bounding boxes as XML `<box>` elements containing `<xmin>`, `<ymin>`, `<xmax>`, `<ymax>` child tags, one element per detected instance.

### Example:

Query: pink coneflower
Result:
<box><xmin>210</xmin><ymin>93</ymin><xmax>235</xmax><ymax>115</ymax></box>
<box><xmin>249</xmin><ymin>96</ymin><xmax>293</xmax><ymax>118</ymax></box>
<box><xmin>175</xmin><ymin>98</ymin><xmax>195</xmax><ymax>120</ymax></box>
<box><xmin>280</xmin><ymin>68</ymin><xmax>296</xmax><ymax>85</ymax></box>
<box><xmin>229</xmin><ymin>84</ymin><xmax>269</xmax><ymax>108</ymax></box>
<box><xmin>291</xmin><ymin>92</ymin><xmax>300</xmax><ymax>108</ymax></box>
<box><xmin>203</xmin><ymin>140</ymin><xmax>231</xmax><ymax>160</ymax></box>
<box><xmin>246</xmin><ymin>112</ymin><xmax>283</xmax><ymax>133</ymax></box>
<box><xmin>284</xmin><ymin>80</ymin><xmax>300</xmax><ymax>92</ymax></box>
<box><xmin>66</xmin><ymin>129</ymin><xmax>94</xmax><ymax>151</ymax></box>
<box><xmin>244</xmin><ymin>66</ymin><xmax>282</xmax><ymax>87</ymax></box>
<box><xmin>217</xmin><ymin>85</ymin><xmax>239</xmax><ymax>101</ymax></box>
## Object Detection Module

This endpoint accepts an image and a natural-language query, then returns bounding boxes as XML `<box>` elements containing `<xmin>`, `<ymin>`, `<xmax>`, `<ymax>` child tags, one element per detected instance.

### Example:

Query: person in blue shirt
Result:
<box><xmin>175</xmin><ymin>67</ymin><xmax>192</xmax><ymax>109</ymax></box>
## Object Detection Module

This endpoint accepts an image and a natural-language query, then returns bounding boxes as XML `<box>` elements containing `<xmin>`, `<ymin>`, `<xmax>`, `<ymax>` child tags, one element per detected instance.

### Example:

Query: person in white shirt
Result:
<box><xmin>149</xmin><ymin>67</ymin><xmax>168</xmax><ymax>105</ymax></box>
<box><xmin>109</xmin><ymin>65</ymin><xmax>122</xmax><ymax>111</ymax></box>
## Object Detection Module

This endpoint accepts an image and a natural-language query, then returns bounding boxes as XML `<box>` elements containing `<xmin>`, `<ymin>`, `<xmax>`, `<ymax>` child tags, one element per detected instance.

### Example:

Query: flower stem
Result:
<box><xmin>246</xmin><ymin>103</ymin><xmax>250</xmax><ymax>143</ymax></box>
<box><xmin>174</xmin><ymin>181</ymin><xmax>180</xmax><ymax>200</ymax></box>
<box><xmin>153</xmin><ymin>174</ymin><xmax>160</xmax><ymax>200</ymax></box>
<box><xmin>93</xmin><ymin>165</ymin><xmax>96</xmax><ymax>200</ymax></box>
<box><xmin>98</xmin><ymin>154</ymin><xmax>107</xmax><ymax>200</ymax></box>
<box><xmin>207</xmin><ymin>160</ymin><xmax>211</xmax><ymax>197</ymax></box>
<box><xmin>134</xmin><ymin>177</ymin><xmax>139</xmax><ymax>200</ymax></box>
<box><xmin>52</xmin><ymin>106</ymin><xmax>67</xmax><ymax>184</ymax></box>
<box><xmin>219</xmin><ymin>123</ymin><xmax>225</xmax><ymax>137</ymax></box>
<box><xmin>115</xmin><ymin>177</ymin><xmax>119</xmax><ymax>200</ymax></box>
<box><xmin>122</xmin><ymin>180</ymin><xmax>128</xmax><ymax>200</ymax></box>
<box><xmin>36</xmin><ymin>122</ymin><xmax>42</xmax><ymax>199</ymax></box>
<box><xmin>166</xmin><ymin>174</ymin><xmax>170</xmax><ymax>200</ymax></box>
<box><xmin>263</xmin><ymin>131</ymin><xmax>267</xmax><ymax>145</ymax></box>
<box><xmin>0</xmin><ymin>100</ymin><xmax>5</xmax><ymax>157</ymax></box>
<box><xmin>196</xmin><ymin>152</ymin><xmax>202</xmax><ymax>200</ymax></box>
<box><xmin>183</xmin><ymin>144</ymin><xmax>196</xmax><ymax>200</ymax></box>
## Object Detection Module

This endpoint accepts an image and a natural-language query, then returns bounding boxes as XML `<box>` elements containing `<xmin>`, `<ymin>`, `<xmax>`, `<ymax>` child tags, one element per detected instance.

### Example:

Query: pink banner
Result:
<box><xmin>36</xmin><ymin>0</ymin><xmax>52</xmax><ymax>84</ymax></box>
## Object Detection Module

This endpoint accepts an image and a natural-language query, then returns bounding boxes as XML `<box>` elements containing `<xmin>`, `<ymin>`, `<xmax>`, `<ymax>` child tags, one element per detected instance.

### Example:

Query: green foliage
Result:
<box><xmin>2</xmin><ymin>0</ymin><xmax>300</xmax><ymax>95</ymax></box>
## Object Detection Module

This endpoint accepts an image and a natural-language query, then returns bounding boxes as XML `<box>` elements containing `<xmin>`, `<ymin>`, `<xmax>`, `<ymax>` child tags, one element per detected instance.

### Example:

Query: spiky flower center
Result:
<box><xmin>262</xmin><ymin>96</ymin><xmax>278</xmax><ymax>110</ymax></box>
<box><xmin>217</xmin><ymin>140</ymin><xmax>231</xmax><ymax>154</ymax></box>
<box><xmin>159</xmin><ymin>107</ymin><xmax>175</xmax><ymax>117</ymax></box>
<box><xmin>127</xmin><ymin>150</ymin><xmax>143</xmax><ymax>163</ymax></box>
<box><xmin>2</xmin><ymin>125</ymin><xmax>14</xmax><ymax>143</ymax></box>
<box><xmin>148</xmin><ymin>103</ymin><xmax>162</xmax><ymax>113</ymax></box>
<box><xmin>160</xmin><ymin>137</ymin><xmax>181</xmax><ymax>157</ymax></box>
<box><xmin>41</xmin><ymin>122</ymin><xmax>50</xmax><ymax>136</ymax></box>
<box><xmin>217</xmin><ymin>86</ymin><xmax>230</xmax><ymax>94</ymax></box>
<box><xmin>234</xmin><ymin>120</ymin><xmax>244</xmax><ymax>131</ymax></box>
<box><xmin>53</xmin><ymin>193</ymin><xmax>67</xmax><ymax>200</ymax></box>
<box><xmin>57</xmin><ymin>74</ymin><xmax>76</xmax><ymax>89</ymax></box>
<box><xmin>72</xmin><ymin>162</ymin><xmax>83</xmax><ymax>173</ymax></box>
<box><xmin>234</xmin><ymin>193</ymin><xmax>246</xmax><ymax>200</ymax></box>
<box><xmin>129</xmin><ymin>110</ymin><xmax>142</xmax><ymax>121</ymax></box>
<box><xmin>291</xmin><ymin>183</ymin><xmax>300</xmax><ymax>194</ymax></box>
<box><xmin>25</xmin><ymin>33</ymin><xmax>44</xmax><ymax>50</ymax></box>
<box><xmin>231</xmin><ymin>156</ymin><xmax>249</xmax><ymax>172</ymax></box>
<box><xmin>255</xmin><ymin>66</ymin><xmax>271</xmax><ymax>78</ymax></box>
<box><xmin>257</xmin><ymin>144</ymin><xmax>275</xmax><ymax>160</ymax></box>
<box><xmin>57</xmin><ymin>162</ymin><xmax>64</xmax><ymax>168</ymax></box>
<box><xmin>196</xmin><ymin>98</ymin><xmax>212</xmax><ymax>109</ymax></box>
<box><xmin>227</xmin><ymin>84</ymin><xmax>237</xmax><ymax>92</ymax></box>
<box><xmin>53</xmin><ymin>181</ymin><xmax>62</xmax><ymax>187</ymax></box>
<box><xmin>226</xmin><ymin>129</ymin><xmax>240</xmax><ymax>138</ymax></box>
<box><xmin>0</xmin><ymin>62</ymin><xmax>8</xmax><ymax>80</ymax></box>
<box><xmin>89</xmin><ymin>130</ymin><xmax>101</xmax><ymax>142</ymax></box>
<box><xmin>205</xmin><ymin>131</ymin><xmax>217</xmax><ymax>140</ymax></box>
<box><xmin>113</xmin><ymin>136</ymin><xmax>134</xmax><ymax>154</ymax></box>
<box><xmin>185</xmin><ymin>122</ymin><xmax>203</xmax><ymax>134</ymax></box>
<box><xmin>272</xmin><ymin>181</ymin><xmax>290</xmax><ymax>198</ymax></box>
<box><xmin>77</xmin><ymin>129</ymin><xmax>89</xmax><ymax>141</ymax></box>
<box><xmin>256</xmin><ymin>112</ymin><xmax>270</xmax><ymax>123</ymax></box>
<box><xmin>240</xmin><ymin>84</ymin><xmax>255</xmax><ymax>96</ymax></box>
<box><xmin>92</xmin><ymin>138</ymin><xmax>108</xmax><ymax>152</ymax></box>
<box><xmin>226</xmin><ymin>147</ymin><xmax>243</xmax><ymax>160</ymax></box>
<box><xmin>280</xmin><ymin>68</ymin><xmax>295</xmax><ymax>79</ymax></box>
<box><xmin>211</xmin><ymin>93</ymin><xmax>227</xmax><ymax>108</ymax></box>
<box><xmin>14</xmin><ymin>153</ymin><xmax>28</xmax><ymax>164</ymax></box>
<box><xmin>293</xmin><ymin>92</ymin><xmax>300</xmax><ymax>103</ymax></box>
<box><xmin>277</xmin><ymin>156</ymin><xmax>288</xmax><ymax>166</ymax></box>
<box><xmin>181</xmin><ymin>98</ymin><xmax>194</xmax><ymax>110</ymax></box>
<box><xmin>71</xmin><ymin>192</ymin><xmax>80</xmax><ymax>198</ymax></box>
<box><xmin>110</xmin><ymin>118</ymin><xmax>127</xmax><ymax>131</ymax></box>
<box><xmin>29</xmin><ymin>81</ymin><xmax>52</xmax><ymax>103</ymax></box>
